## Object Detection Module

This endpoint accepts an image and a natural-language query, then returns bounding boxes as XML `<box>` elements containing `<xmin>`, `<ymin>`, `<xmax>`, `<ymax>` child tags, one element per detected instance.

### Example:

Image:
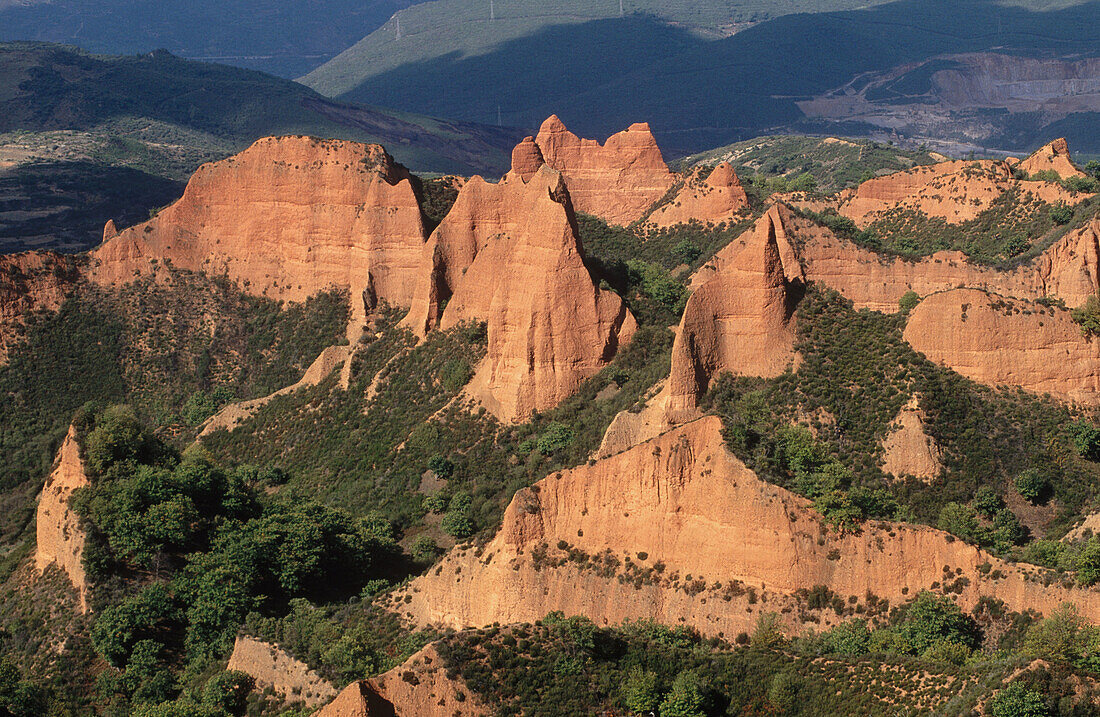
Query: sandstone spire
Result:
<box><xmin>1019</xmin><ymin>137</ymin><xmax>1087</xmax><ymax>179</ymax></box>
<box><xmin>404</xmin><ymin>165</ymin><xmax>636</xmax><ymax>421</ymax></box>
<box><xmin>35</xmin><ymin>425</ymin><xmax>91</xmax><ymax>612</ymax></box>
<box><xmin>668</xmin><ymin>203</ymin><xmax>805</xmax><ymax>421</ymax></box>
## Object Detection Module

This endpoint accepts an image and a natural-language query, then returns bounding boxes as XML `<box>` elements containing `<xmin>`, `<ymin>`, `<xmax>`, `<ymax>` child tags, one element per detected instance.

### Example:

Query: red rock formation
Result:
<box><xmin>646</xmin><ymin>162</ymin><xmax>750</xmax><ymax>229</ymax></box>
<box><xmin>316</xmin><ymin>645</ymin><xmax>486</xmax><ymax>717</ymax></box>
<box><xmin>506</xmin><ymin>136</ymin><xmax>545</xmax><ymax>182</ymax></box>
<box><xmin>90</xmin><ymin>136</ymin><xmax>427</xmax><ymax>339</ymax></box>
<box><xmin>1019</xmin><ymin>138</ymin><xmax>1087</xmax><ymax>180</ymax></box>
<box><xmin>35</xmin><ymin>426</ymin><xmax>90</xmax><ymax>612</ymax></box>
<box><xmin>904</xmin><ymin>288</ymin><xmax>1100</xmax><ymax>405</ymax></box>
<box><xmin>102</xmin><ymin>219</ymin><xmax>118</xmax><ymax>243</ymax></box>
<box><xmin>668</xmin><ymin>204</ymin><xmax>804</xmax><ymax>421</ymax></box>
<box><xmin>227</xmin><ymin>636</ymin><xmax>336</xmax><ymax>708</ymax></box>
<box><xmin>405</xmin><ymin>165</ymin><xmax>636</xmax><ymax>422</ymax></box>
<box><xmin>0</xmin><ymin>251</ymin><xmax>83</xmax><ymax>362</ymax></box>
<box><xmin>839</xmin><ymin>159</ymin><xmax>1086</xmax><ymax>226</ymax></box>
<box><xmin>795</xmin><ymin>215</ymin><xmax>1100</xmax><ymax>312</ymax></box>
<box><xmin>532</xmin><ymin>115</ymin><xmax>675</xmax><ymax>225</ymax></box>
<box><xmin>391</xmin><ymin>417</ymin><xmax>1100</xmax><ymax>638</ymax></box>
<box><xmin>881</xmin><ymin>396</ymin><xmax>943</xmax><ymax>481</ymax></box>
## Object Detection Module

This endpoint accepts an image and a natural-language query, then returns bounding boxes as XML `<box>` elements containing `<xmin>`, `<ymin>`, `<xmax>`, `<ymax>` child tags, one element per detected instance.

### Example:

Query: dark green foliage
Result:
<box><xmin>536</xmin><ymin>422</ymin><xmax>574</xmax><ymax>456</ymax></box>
<box><xmin>199</xmin><ymin>671</ymin><xmax>251</xmax><ymax>715</ymax></box>
<box><xmin>1070</xmin><ymin>420</ymin><xmax>1100</xmax><ymax>460</ymax></box>
<box><xmin>0</xmin><ymin>277</ymin><xmax>347</xmax><ymax>503</ymax></box>
<box><xmin>859</xmin><ymin>190</ymin><xmax>1100</xmax><ymax>266</ymax></box>
<box><xmin>1076</xmin><ymin>538</ymin><xmax>1100</xmax><ymax>587</ymax></box>
<box><xmin>1016</xmin><ymin>469</ymin><xmax>1052</xmax><ymax>504</ymax></box>
<box><xmin>989</xmin><ymin>682</ymin><xmax>1050</xmax><ymax>717</ymax></box>
<box><xmin>440</xmin><ymin>493</ymin><xmax>474</xmax><ymax>539</ymax></box>
<box><xmin>418</xmin><ymin>177</ymin><xmax>460</xmax><ymax>233</ymax></box>
<box><xmin>896</xmin><ymin>591</ymin><xmax>978</xmax><ymax>655</ymax></box>
<box><xmin>706</xmin><ymin>285</ymin><xmax>1100</xmax><ymax>542</ymax></box>
<box><xmin>1071</xmin><ymin>296</ymin><xmax>1100</xmax><ymax>337</ymax></box>
<box><xmin>974</xmin><ymin>486</ymin><xmax>1006</xmax><ymax>518</ymax></box>
<box><xmin>0</xmin><ymin>658</ymin><xmax>48</xmax><ymax>717</ymax></box>
<box><xmin>898</xmin><ymin>290</ymin><xmax>921</xmax><ymax>314</ymax></box>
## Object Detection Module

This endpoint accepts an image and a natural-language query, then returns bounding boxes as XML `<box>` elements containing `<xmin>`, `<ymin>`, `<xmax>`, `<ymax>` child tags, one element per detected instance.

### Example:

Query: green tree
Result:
<box><xmin>988</xmin><ymin>682</ymin><xmax>1049</xmax><ymax>717</ymax></box>
<box><xmin>973</xmin><ymin>486</ymin><xmax>1005</xmax><ymax>518</ymax></box>
<box><xmin>201</xmin><ymin>670</ymin><xmax>253</xmax><ymax>715</ymax></box>
<box><xmin>898</xmin><ymin>291</ymin><xmax>921</xmax><ymax>314</ymax></box>
<box><xmin>826</xmin><ymin>620</ymin><xmax>870</xmax><ymax>656</ymax></box>
<box><xmin>767</xmin><ymin>670</ymin><xmax>801</xmax><ymax>712</ymax></box>
<box><xmin>621</xmin><ymin>667</ymin><xmax>660</xmax><ymax>713</ymax></box>
<box><xmin>899</xmin><ymin>591</ymin><xmax>977</xmax><ymax>655</ymax></box>
<box><xmin>1015</xmin><ymin>469</ymin><xmax>1051</xmax><ymax>504</ymax></box>
<box><xmin>1077</xmin><ymin>538</ymin><xmax>1100</xmax><ymax>587</ymax></box>
<box><xmin>1023</xmin><ymin>602</ymin><xmax>1094</xmax><ymax>663</ymax></box>
<box><xmin>84</xmin><ymin>404</ymin><xmax>150</xmax><ymax>474</ymax></box>
<box><xmin>0</xmin><ymin>658</ymin><xmax>47</xmax><ymax>717</ymax></box>
<box><xmin>658</xmin><ymin>671</ymin><xmax>707</xmax><ymax>717</ymax></box>
<box><xmin>750</xmin><ymin>612</ymin><xmax>788</xmax><ymax>649</ymax></box>
<box><xmin>1069</xmin><ymin>420</ymin><xmax>1100</xmax><ymax>460</ymax></box>
<box><xmin>1071</xmin><ymin>296</ymin><xmax>1100</xmax><ymax>337</ymax></box>
<box><xmin>537</xmin><ymin>422</ymin><xmax>575</xmax><ymax>455</ymax></box>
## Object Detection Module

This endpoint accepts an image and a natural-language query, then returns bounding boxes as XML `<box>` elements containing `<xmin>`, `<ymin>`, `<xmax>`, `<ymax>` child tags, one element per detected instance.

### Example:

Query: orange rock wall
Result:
<box><xmin>90</xmin><ymin>136</ymin><xmax>427</xmax><ymax>338</ymax></box>
<box><xmin>647</xmin><ymin>162</ymin><xmax>749</xmax><ymax>228</ymax></box>
<box><xmin>227</xmin><ymin>636</ymin><xmax>336</xmax><ymax>708</ymax></box>
<box><xmin>904</xmin><ymin>288</ymin><xmax>1100</xmax><ymax>405</ymax></box>
<box><xmin>317</xmin><ymin>645</ymin><xmax>486</xmax><ymax>717</ymax></box>
<box><xmin>405</xmin><ymin>166</ymin><xmax>636</xmax><ymax>422</ymax></box>
<box><xmin>393</xmin><ymin>418</ymin><xmax>1100</xmax><ymax>638</ymax></box>
<box><xmin>1019</xmin><ymin>138</ymin><xmax>1087</xmax><ymax>180</ymax></box>
<box><xmin>35</xmin><ymin>426</ymin><xmax>90</xmax><ymax>612</ymax></box>
<box><xmin>533</xmin><ymin>115</ymin><xmax>675</xmax><ymax>225</ymax></box>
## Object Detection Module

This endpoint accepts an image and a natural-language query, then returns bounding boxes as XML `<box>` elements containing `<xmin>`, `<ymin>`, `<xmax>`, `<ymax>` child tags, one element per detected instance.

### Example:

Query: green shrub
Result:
<box><xmin>1015</xmin><ymin>469</ymin><xmax>1051</xmax><ymax>504</ymax></box>
<box><xmin>1071</xmin><ymin>296</ymin><xmax>1100</xmax><ymax>337</ymax></box>
<box><xmin>537</xmin><ymin>422</ymin><xmax>575</xmax><ymax>456</ymax></box>
<box><xmin>621</xmin><ymin>667</ymin><xmax>661</xmax><ymax>713</ymax></box>
<box><xmin>988</xmin><ymin>682</ymin><xmax>1049</xmax><ymax>717</ymax></box>
<box><xmin>973</xmin><ymin>486</ymin><xmax>1005</xmax><ymax>518</ymax></box>
<box><xmin>1069</xmin><ymin>420</ymin><xmax>1100</xmax><ymax>460</ymax></box>
<box><xmin>1076</xmin><ymin>538</ymin><xmax>1100</xmax><ymax>587</ymax></box>
<box><xmin>898</xmin><ymin>290</ymin><xmax>921</xmax><ymax>314</ymax></box>
<box><xmin>658</xmin><ymin>671</ymin><xmax>707</xmax><ymax>717</ymax></box>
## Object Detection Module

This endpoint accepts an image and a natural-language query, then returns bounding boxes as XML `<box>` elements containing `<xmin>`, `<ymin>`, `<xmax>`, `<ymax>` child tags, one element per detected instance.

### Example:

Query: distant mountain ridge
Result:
<box><xmin>302</xmin><ymin>0</ymin><xmax>1100</xmax><ymax>157</ymax></box>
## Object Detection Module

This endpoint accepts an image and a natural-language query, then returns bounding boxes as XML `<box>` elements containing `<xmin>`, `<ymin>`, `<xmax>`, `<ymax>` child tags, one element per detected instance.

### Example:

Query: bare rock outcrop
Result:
<box><xmin>880</xmin><ymin>396</ymin><xmax>943</xmax><ymax>481</ymax></box>
<box><xmin>668</xmin><ymin>204</ymin><xmax>804</xmax><ymax>421</ymax></box>
<box><xmin>796</xmin><ymin>215</ymin><xmax>1100</xmax><ymax>312</ymax></box>
<box><xmin>1019</xmin><ymin>138</ymin><xmax>1087</xmax><ymax>180</ymax></box>
<box><xmin>227</xmin><ymin>636</ymin><xmax>336</xmax><ymax>708</ymax></box>
<box><xmin>390</xmin><ymin>417</ymin><xmax>1100</xmax><ymax>638</ymax></box>
<box><xmin>0</xmin><ymin>251</ymin><xmax>83</xmax><ymax>362</ymax></box>
<box><xmin>532</xmin><ymin>115</ymin><xmax>675</xmax><ymax>225</ymax></box>
<box><xmin>35</xmin><ymin>426</ymin><xmax>90</xmax><ymax>612</ymax></box>
<box><xmin>839</xmin><ymin>159</ymin><xmax>1085</xmax><ymax>227</ymax></box>
<box><xmin>904</xmin><ymin>288</ymin><xmax>1100</xmax><ymax>405</ymax></box>
<box><xmin>506</xmin><ymin>136</ymin><xmax>545</xmax><ymax>182</ymax></box>
<box><xmin>646</xmin><ymin>163</ymin><xmax>750</xmax><ymax>228</ymax></box>
<box><xmin>405</xmin><ymin>165</ymin><xmax>636</xmax><ymax>422</ymax></box>
<box><xmin>316</xmin><ymin>644</ymin><xmax>486</xmax><ymax>717</ymax></box>
<box><xmin>90</xmin><ymin>136</ymin><xmax>427</xmax><ymax>340</ymax></box>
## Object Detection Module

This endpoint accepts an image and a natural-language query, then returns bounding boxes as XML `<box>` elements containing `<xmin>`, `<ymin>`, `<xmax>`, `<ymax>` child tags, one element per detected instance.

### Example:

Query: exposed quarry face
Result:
<box><xmin>799</xmin><ymin>52</ymin><xmax>1100</xmax><ymax>152</ymax></box>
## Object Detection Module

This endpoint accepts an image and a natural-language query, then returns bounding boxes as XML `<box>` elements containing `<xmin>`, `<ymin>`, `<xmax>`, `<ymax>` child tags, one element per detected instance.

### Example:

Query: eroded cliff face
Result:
<box><xmin>795</xmin><ymin>215</ymin><xmax>1100</xmax><ymax>312</ymax></box>
<box><xmin>646</xmin><ymin>162</ymin><xmax>750</xmax><ymax>229</ymax></box>
<box><xmin>405</xmin><ymin>165</ymin><xmax>636</xmax><ymax>422</ymax></box>
<box><xmin>317</xmin><ymin>645</ymin><xmax>486</xmax><ymax>717</ymax></box>
<box><xmin>391</xmin><ymin>417</ymin><xmax>1100</xmax><ymax>638</ymax></box>
<box><xmin>35</xmin><ymin>426</ymin><xmax>90</xmax><ymax>613</ymax></box>
<box><xmin>0</xmin><ymin>251</ymin><xmax>83</xmax><ymax>362</ymax></box>
<box><xmin>1019</xmin><ymin>138</ymin><xmax>1087</xmax><ymax>180</ymax></box>
<box><xmin>668</xmin><ymin>204</ymin><xmax>804</xmax><ymax>421</ymax></box>
<box><xmin>90</xmin><ymin>136</ymin><xmax>428</xmax><ymax>339</ymax></box>
<box><xmin>904</xmin><ymin>288</ymin><xmax>1100</xmax><ymax>405</ymax></box>
<box><xmin>838</xmin><ymin>159</ymin><xmax>1085</xmax><ymax>226</ymax></box>
<box><xmin>227</xmin><ymin>636</ymin><xmax>336</xmax><ymax>708</ymax></box>
<box><xmin>532</xmin><ymin>115</ymin><xmax>675</xmax><ymax>226</ymax></box>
